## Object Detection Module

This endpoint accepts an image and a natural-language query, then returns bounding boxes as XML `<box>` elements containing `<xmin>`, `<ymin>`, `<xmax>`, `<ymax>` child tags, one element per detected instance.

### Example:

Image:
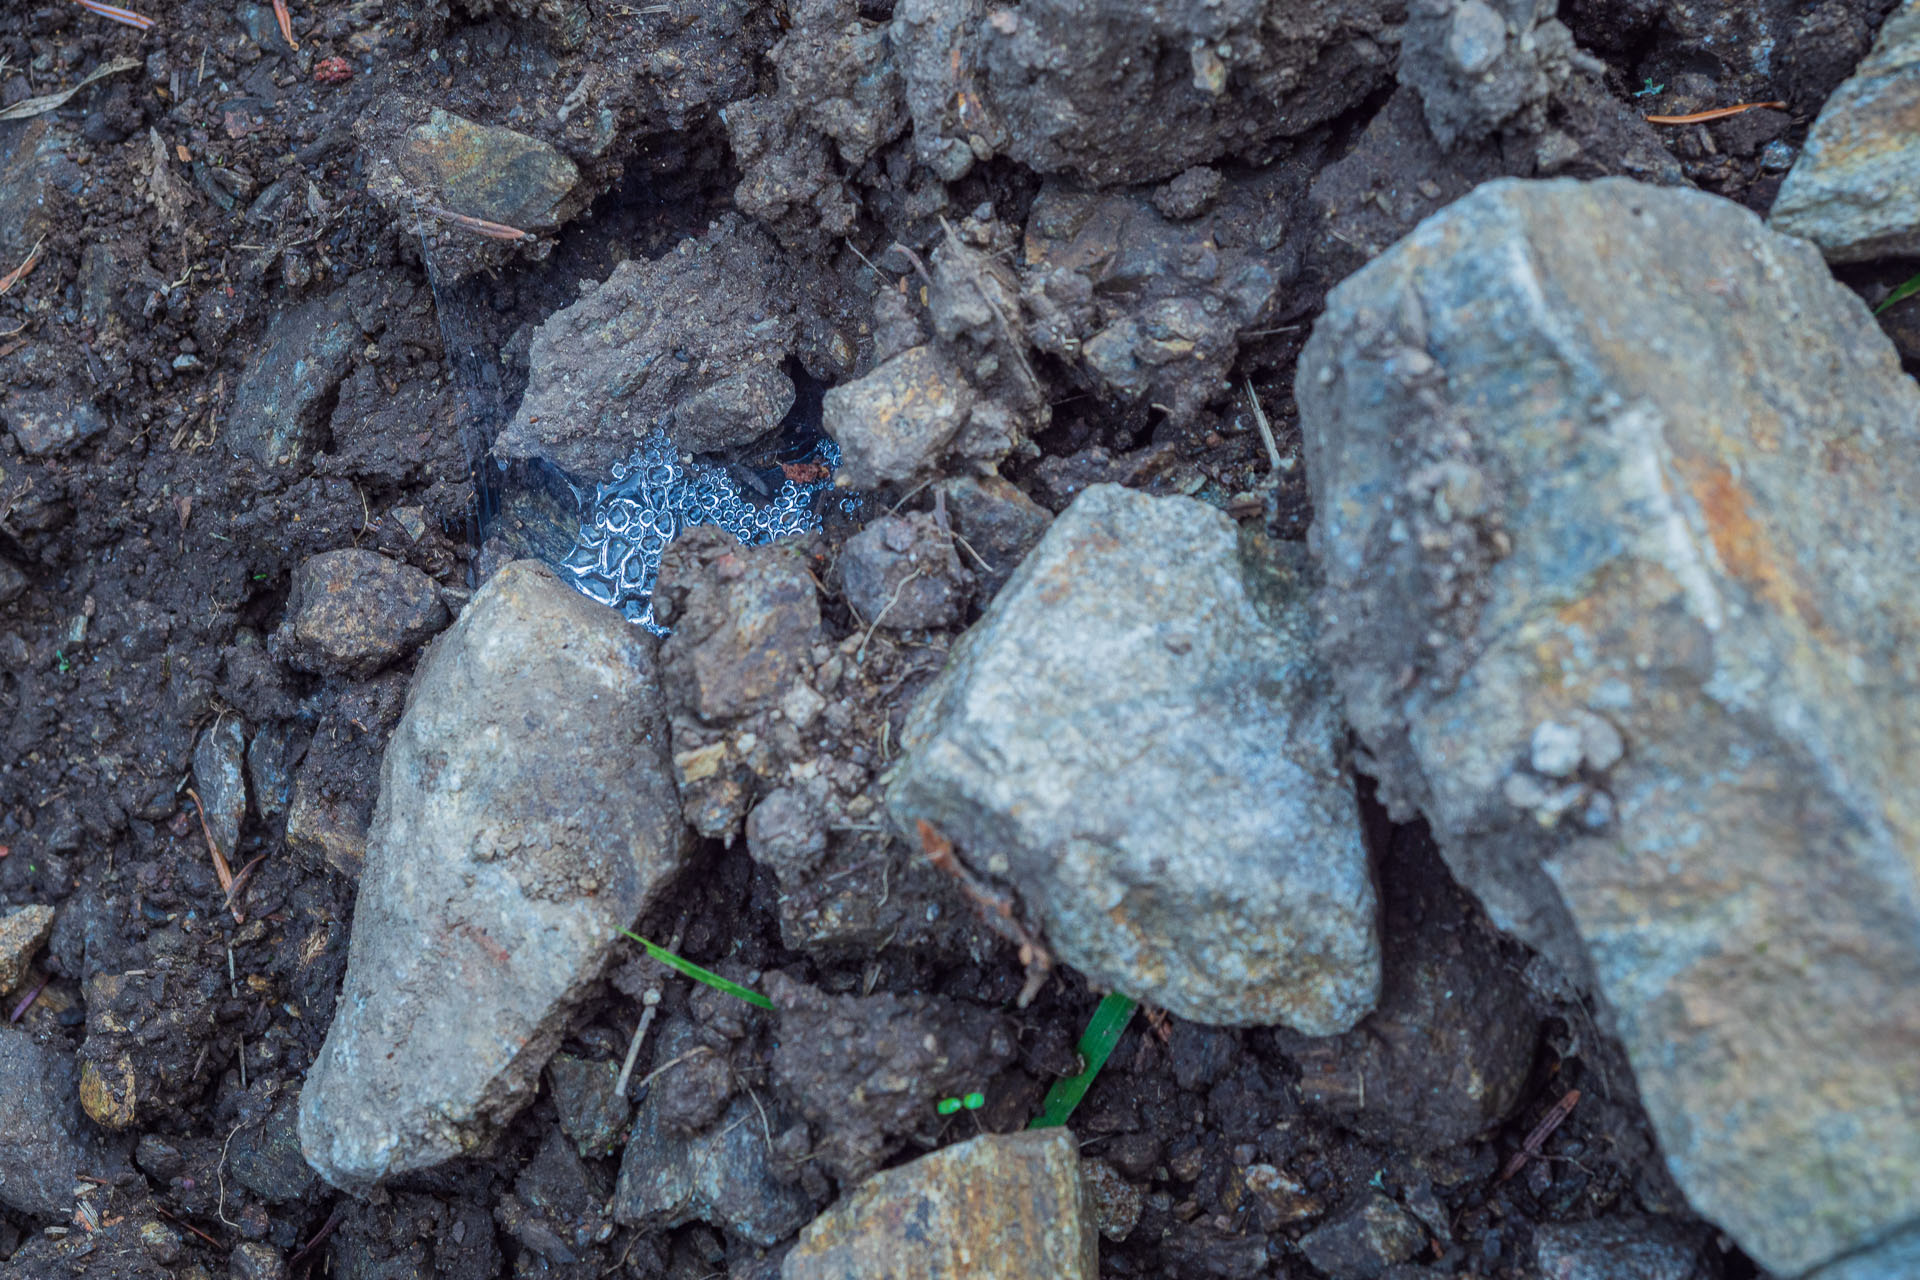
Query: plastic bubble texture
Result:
<box><xmin>557</xmin><ymin>427</ymin><xmax>847</xmax><ymax>634</ymax></box>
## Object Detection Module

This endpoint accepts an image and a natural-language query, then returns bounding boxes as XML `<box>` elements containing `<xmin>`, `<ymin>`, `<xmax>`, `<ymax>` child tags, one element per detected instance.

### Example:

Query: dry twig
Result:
<box><xmin>0</xmin><ymin>238</ymin><xmax>44</xmax><ymax>298</ymax></box>
<box><xmin>0</xmin><ymin>55</ymin><xmax>143</xmax><ymax>120</ymax></box>
<box><xmin>271</xmin><ymin>0</ymin><xmax>300</xmax><ymax>49</ymax></box>
<box><xmin>422</xmin><ymin>204</ymin><xmax>534</xmax><ymax>242</ymax></box>
<box><xmin>184</xmin><ymin>787</ymin><xmax>244</xmax><ymax>924</ymax></box>
<box><xmin>917</xmin><ymin>820</ymin><xmax>1053</xmax><ymax>1006</ymax></box>
<box><xmin>1498</xmin><ymin>1087</ymin><xmax>1581</xmax><ymax>1182</ymax></box>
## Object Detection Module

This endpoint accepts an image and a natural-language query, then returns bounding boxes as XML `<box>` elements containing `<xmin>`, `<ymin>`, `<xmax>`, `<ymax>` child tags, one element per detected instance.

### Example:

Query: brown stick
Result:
<box><xmin>1645</xmin><ymin>102</ymin><xmax>1785</xmax><ymax>124</ymax></box>
<box><xmin>184</xmin><ymin>787</ymin><xmax>243</xmax><ymax>924</ymax></box>
<box><xmin>1498</xmin><ymin>1087</ymin><xmax>1581</xmax><ymax>1182</ymax></box>
<box><xmin>422</xmin><ymin>204</ymin><xmax>534</xmax><ymax>242</ymax></box>
<box><xmin>0</xmin><ymin>237</ymin><xmax>44</xmax><ymax>297</ymax></box>
<box><xmin>271</xmin><ymin>0</ymin><xmax>300</xmax><ymax>49</ymax></box>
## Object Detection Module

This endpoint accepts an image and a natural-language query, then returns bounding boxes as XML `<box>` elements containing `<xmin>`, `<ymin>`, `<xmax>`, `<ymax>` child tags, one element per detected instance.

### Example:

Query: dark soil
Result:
<box><xmin>0</xmin><ymin>1</ymin><xmax>1910</xmax><ymax>1278</ymax></box>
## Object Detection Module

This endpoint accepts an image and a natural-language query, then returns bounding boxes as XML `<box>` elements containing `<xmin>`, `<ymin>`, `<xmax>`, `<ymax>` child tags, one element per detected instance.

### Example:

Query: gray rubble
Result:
<box><xmin>493</xmin><ymin>215</ymin><xmax>801</xmax><ymax>479</ymax></box>
<box><xmin>782</xmin><ymin>1130</ymin><xmax>1096</xmax><ymax>1279</ymax></box>
<box><xmin>0</xmin><ymin>1028</ymin><xmax>91</xmax><ymax>1217</ymax></box>
<box><xmin>297</xmin><ymin>561</ymin><xmax>688</xmax><ymax>1187</ymax></box>
<box><xmin>190</xmin><ymin>717</ymin><xmax>248</xmax><ymax>863</ymax></box>
<box><xmin>1398</xmin><ymin>0</ymin><xmax>1599</xmax><ymax>148</ymax></box>
<box><xmin>1770</xmin><ymin>0</ymin><xmax>1920</xmax><ymax>261</ymax></box>
<box><xmin>888</xmin><ymin>483</ymin><xmax>1378</xmax><ymax>1032</ymax></box>
<box><xmin>1297</xmin><ymin>176</ymin><xmax>1920</xmax><ymax>1277</ymax></box>
<box><xmin>613</xmin><ymin>1093</ymin><xmax>820</xmax><ymax>1247</ymax></box>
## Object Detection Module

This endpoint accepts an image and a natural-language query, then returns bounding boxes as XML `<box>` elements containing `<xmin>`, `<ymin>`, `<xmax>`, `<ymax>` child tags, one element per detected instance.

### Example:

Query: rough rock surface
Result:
<box><xmin>822</xmin><ymin>344</ymin><xmax>976</xmax><ymax>489</ymax></box>
<box><xmin>1298</xmin><ymin>1192</ymin><xmax>1428</xmax><ymax>1280</ymax></box>
<box><xmin>613</xmin><ymin>1092</ymin><xmax>820</xmax><ymax>1247</ymax></box>
<box><xmin>270</xmin><ymin>549</ymin><xmax>448</xmax><ymax>679</ymax></box>
<box><xmin>0</xmin><ymin>904</ymin><xmax>55</xmax><ymax>993</ymax></box>
<box><xmin>2</xmin><ymin>381</ymin><xmax>109</xmax><ymax>458</ymax></box>
<box><xmin>1531</xmin><ymin>1217</ymin><xmax>1707</xmax><ymax>1280</ymax></box>
<box><xmin>782</xmin><ymin>1130</ymin><xmax>1096</xmax><ymax>1279</ymax></box>
<box><xmin>1298</xmin><ymin>176</ymin><xmax>1920</xmax><ymax>1276</ymax></box>
<box><xmin>938</xmin><ymin>475</ymin><xmax>1051</xmax><ymax>599</ymax></box>
<box><xmin>1770</xmin><ymin>0</ymin><xmax>1920</xmax><ymax>261</ymax></box>
<box><xmin>892</xmin><ymin>0</ymin><xmax>1397</xmax><ymax>186</ymax></box>
<box><xmin>1398</xmin><ymin>0</ymin><xmax>1599</xmax><ymax>148</ymax></box>
<box><xmin>888</xmin><ymin>484</ymin><xmax>1378</xmax><ymax>1031</ymax></box>
<box><xmin>298</xmin><ymin>561</ymin><xmax>689</xmax><ymax>1187</ymax></box>
<box><xmin>837</xmin><ymin>512</ymin><xmax>973</xmax><ymax>631</ymax></box>
<box><xmin>0</xmin><ymin>1028</ymin><xmax>92</xmax><ymax>1217</ymax></box>
<box><xmin>494</xmin><ymin>215</ymin><xmax>801</xmax><ymax>478</ymax></box>
<box><xmin>225</xmin><ymin>291</ymin><xmax>361</xmax><ymax>469</ymax></box>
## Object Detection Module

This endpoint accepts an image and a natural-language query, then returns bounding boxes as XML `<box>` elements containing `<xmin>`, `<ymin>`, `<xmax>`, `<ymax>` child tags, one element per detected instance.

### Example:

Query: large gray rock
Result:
<box><xmin>0</xmin><ymin>1028</ymin><xmax>90</xmax><ymax>1217</ymax></box>
<box><xmin>298</xmin><ymin>561</ymin><xmax>689</xmax><ymax>1188</ymax></box>
<box><xmin>1297</xmin><ymin>176</ymin><xmax>1920</xmax><ymax>1277</ymax></box>
<box><xmin>493</xmin><ymin>214</ymin><xmax>799</xmax><ymax>479</ymax></box>
<box><xmin>1770</xmin><ymin>0</ymin><xmax>1920</xmax><ymax>261</ymax></box>
<box><xmin>782</xmin><ymin>1130</ymin><xmax>1096</xmax><ymax>1279</ymax></box>
<box><xmin>888</xmin><ymin>484</ymin><xmax>1378</xmax><ymax>1032</ymax></box>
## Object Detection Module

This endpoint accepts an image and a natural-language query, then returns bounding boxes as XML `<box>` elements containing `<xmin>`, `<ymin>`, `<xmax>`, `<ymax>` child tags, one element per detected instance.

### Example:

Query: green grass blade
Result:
<box><xmin>617</xmin><ymin>927</ymin><xmax>774</xmax><ymax>1010</ymax></box>
<box><xmin>1029</xmin><ymin>992</ymin><xmax>1138</xmax><ymax>1129</ymax></box>
<box><xmin>1875</xmin><ymin>271</ymin><xmax>1920</xmax><ymax>316</ymax></box>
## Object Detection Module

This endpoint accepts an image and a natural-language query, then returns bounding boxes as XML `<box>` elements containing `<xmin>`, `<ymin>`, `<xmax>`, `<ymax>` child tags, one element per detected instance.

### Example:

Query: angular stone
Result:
<box><xmin>888</xmin><ymin>484</ymin><xmax>1378</xmax><ymax>1032</ymax></box>
<box><xmin>1771</xmin><ymin>1</ymin><xmax>1920</xmax><ymax>261</ymax></box>
<box><xmin>1531</xmin><ymin>1217</ymin><xmax>1707</xmax><ymax>1280</ymax></box>
<box><xmin>938</xmin><ymin>475</ymin><xmax>1050</xmax><ymax>598</ymax></box>
<box><xmin>397</xmin><ymin>108</ymin><xmax>578</xmax><ymax>231</ymax></box>
<box><xmin>545</xmin><ymin>1055</ymin><xmax>629</xmax><ymax>1160</ymax></box>
<box><xmin>837</xmin><ymin>512</ymin><xmax>972</xmax><ymax>631</ymax></box>
<box><xmin>782</xmin><ymin>1130</ymin><xmax>1096</xmax><ymax>1279</ymax></box>
<box><xmin>493</xmin><ymin>215</ymin><xmax>799</xmax><ymax>478</ymax></box>
<box><xmin>2</xmin><ymin>382</ymin><xmax>109</xmax><ymax>457</ymax></box>
<box><xmin>228</xmin><ymin>1097</ymin><xmax>318</xmax><ymax>1205</ymax></box>
<box><xmin>0</xmin><ymin>1027</ymin><xmax>90</xmax><ymax>1217</ymax></box>
<box><xmin>191</xmin><ymin>718</ymin><xmax>248</xmax><ymax>864</ymax></box>
<box><xmin>1297</xmin><ymin>176</ymin><xmax>1920</xmax><ymax>1276</ymax></box>
<box><xmin>0</xmin><ymin>904</ymin><xmax>55</xmax><ymax>993</ymax></box>
<box><xmin>225</xmin><ymin>291</ymin><xmax>359</xmax><ymax>469</ymax></box>
<box><xmin>284</xmin><ymin>766</ymin><xmax>368</xmax><ymax>879</ymax></box>
<box><xmin>612</xmin><ymin>1093</ymin><xmax>819</xmax><ymax>1247</ymax></box>
<box><xmin>298</xmin><ymin>561</ymin><xmax>689</xmax><ymax>1187</ymax></box>
<box><xmin>822</xmin><ymin>345</ymin><xmax>975</xmax><ymax>489</ymax></box>
<box><xmin>0</xmin><ymin>557</ymin><xmax>24</xmax><ymax>605</ymax></box>
<box><xmin>270</xmin><ymin>549</ymin><xmax>448</xmax><ymax>679</ymax></box>
<box><xmin>1299</xmin><ymin>1193</ymin><xmax>1427</xmax><ymax>1280</ymax></box>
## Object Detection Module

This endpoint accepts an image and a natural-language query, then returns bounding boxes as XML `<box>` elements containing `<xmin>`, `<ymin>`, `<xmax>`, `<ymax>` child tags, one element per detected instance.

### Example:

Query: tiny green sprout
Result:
<box><xmin>1633</xmin><ymin>78</ymin><xmax>1665</xmax><ymax>98</ymax></box>
<box><xmin>1874</xmin><ymin>270</ymin><xmax>1920</xmax><ymax>316</ymax></box>
<box><xmin>936</xmin><ymin>1092</ymin><xmax>987</xmax><ymax>1116</ymax></box>
<box><xmin>252</xmin><ymin>572</ymin><xmax>268</xmax><ymax>581</ymax></box>
<box><xmin>55</xmin><ymin>650</ymin><xmax>69</xmax><ymax>673</ymax></box>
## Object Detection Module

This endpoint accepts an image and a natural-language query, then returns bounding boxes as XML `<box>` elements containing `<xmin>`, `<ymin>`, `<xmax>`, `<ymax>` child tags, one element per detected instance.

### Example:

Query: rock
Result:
<box><xmin>767</xmin><ymin>974</ymin><xmax>1017</xmax><ymax>1183</ymax></box>
<box><xmin>888</xmin><ymin>484</ymin><xmax>1378</xmax><ymax>1031</ymax></box>
<box><xmin>0</xmin><ymin>1028</ymin><xmax>89</xmax><ymax>1217</ymax></box>
<box><xmin>655</xmin><ymin>529</ymin><xmax>823</xmax><ymax>839</ymax></box>
<box><xmin>1531</xmin><ymin>1217</ymin><xmax>1707</xmax><ymax>1280</ymax></box>
<box><xmin>1153</xmin><ymin>166</ymin><xmax>1225</xmax><ymax>221</ymax></box>
<box><xmin>1298</xmin><ymin>1193</ymin><xmax>1427</xmax><ymax>1280</ymax></box>
<box><xmin>1286</xmin><ymin>830</ymin><xmax>1536</xmax><ymax>1151</ymax></box>
<box><xmin>1770</xmin><ymin>0</ymin><xmax>1920</xmax><ymax>261</ymax></box>
<box><xmin>1297</xmin><ymin>176</ymin><xmax>1920</xmax><ymax>1277</ymax></box>
<box><xmin>1398</xmin><ymin>0</ymin><xmax>1600</xmax><ymax>148</ymax></box>
<box><xmin>229</xmin><ymin>1243</ymin><xmax>287</xmax><ymax>1280</ymax></box>
<box><xmin>838</xmin><ymin>512</ymin><xmax>972</xmax><ymax>631</ymax></box>
<box><xmin>2</xmin><ymin>382</ymin><xmax>109</xmax><ymax>458</ymax></box>
<box><xmin>613</xmin><ymin>1092</ymin><xmax>819</xmax><ymax>1247</ymax></box>
<box><xmin>938</xmin><ymin>475</ymin><xmax>1051</xmax><ymax>599</ymax></box>
<box><xmin>498</xmin><ymin>1127</ymin><xmax>615</xmax><ymax>1266</ymax></box>
<box><xmin>0</xmin><ymin>1209</ymin><xmax>171</xmax><ymax>1280</ymax></box>
<box><xmin>1811</xmin><ymin>1223</ymin><xmax>1920</xmax><ymax>1280</ymax></box>
<box><xmin>283</xmin><ymin>766</ymin><xmax>368</xmax><ymax>878</ymax></box>
<box><xmin>727</xmin><ymin>0</ymin><xmax>908</xmax><ymax>249</ymax></box>
<box><xmin>0</xmin><ymin>557</ymin><xmax>24</xmax><ymax>605</ymax></box>
<box><xmin>245</xmin><ymin>723</ymin><xmax>296</xmax><ymax>822</ymax></box>
<box><xmin>1021</xmin><ymin>179</ymin><xmax>1290</xmax><ymax>426</ymax></box>
<box><xmin>78</xmin><ymin>971</ymin><xmax>219</xmax><ymax>1130</ymax></box>
<box><xmin>494</xmin><ymin>215</ymin><xmax>800</xmax><ymax>479</ymax></box>
<box><xmin>0</xmin><ymin>904</ymin><xmax>55</xmax><ymax>993</ymax></box>
<box><xmin>1081</xmin><ymin>1159</ymin><xmax>1143</xmax><ymax>1242</ymax></box>
<box><xmin>270</xmin><ymin>549</ymin><xmax>448</xmax><ymax>679</ymax></box>
<box><xmin>782</xmin><ymin>1130</ymin><xmax>1096</xmax><ymax>1279</ymax></box>
<box><xmin>364</xmin><ymin>102</ymin><xmax>579</xmax><ymax>233</ymax></box>
<box><xmin>546</xmin><ymin>1055</ymin><xmax>629</xmax><ymax>1160</ymax></box>
<box><xmin>892</xmin><ymin>0</ymin><xmax>1397</xmax><ymax>186</ymax></box>
<box><xmin>228</xmin><ymin>1096</ymin><xmax>318</xmax><ymax>1205</ymax></box>
<box><xmin>822</xmin><ymin>345</ymin><xmax>976</xmax><ymax>489</ymax></box>
<box><xmin>297</xmin><ymin>561</ymin><xmax>689</xmax><ymax>1188</ymax></box>
<box><xmin>225</xmin><ymin>290</ymin><xmax>360</xmax><ymax>468</ymax></box>
<box><xmin>191</xmin><ymin>718</ymin><xmax>248</xmax><ymax>863</ymax></box>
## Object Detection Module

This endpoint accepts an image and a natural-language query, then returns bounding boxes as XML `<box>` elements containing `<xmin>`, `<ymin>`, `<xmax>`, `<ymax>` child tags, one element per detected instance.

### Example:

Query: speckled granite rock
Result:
<box><xmin>298</xmin><ymin>561</ymin><xmax>688</xmax><ymax>1187</ymax></box>
<box><xmin>1299</xmin><ymin>176</ymin><xmax>1920</xmax><ymax>1277</ymax></box>
<box><xmin>782</xmin><ymin>1130</ymin><xmax>1096</xmax><ymax>1279</ymax></box>
<box><xmin>888</xmin><ymin>483</ymin><xmax>1378</xmax><ymax>1032</ymax></box>
<box><xmin>1771</xmin><ymin>0</ymin><xmax>1920</xmax><ymax>261</ymax></box>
